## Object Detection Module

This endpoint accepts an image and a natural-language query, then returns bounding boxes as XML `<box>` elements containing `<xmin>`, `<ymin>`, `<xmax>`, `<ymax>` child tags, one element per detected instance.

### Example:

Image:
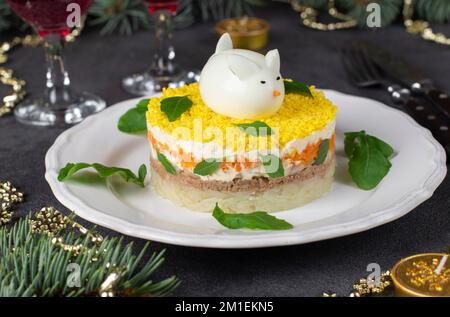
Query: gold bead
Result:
<box><xmin>322</xmin><ymin>290</ymin><xmax>337</xmax><ymax>297</ymax></box>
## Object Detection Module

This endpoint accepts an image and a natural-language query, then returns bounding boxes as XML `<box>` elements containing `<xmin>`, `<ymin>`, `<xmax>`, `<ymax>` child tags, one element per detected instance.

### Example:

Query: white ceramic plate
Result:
<box><xmin>45</xmin><ymin>90</ymin><xmax>447</xmax><ymax>248</ymax></box>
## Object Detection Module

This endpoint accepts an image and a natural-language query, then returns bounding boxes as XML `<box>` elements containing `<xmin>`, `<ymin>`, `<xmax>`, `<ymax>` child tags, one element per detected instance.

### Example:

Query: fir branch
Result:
<box><xmin>414</xmin><ymin>0</ymin><xmax>450</xmax><ymax>23</ymax></box>
<box><xmin>88</xmin><ymin>0</ymin><xmax>151</xmax><ymax>35</ymax></box>
<box><xmin>337</xmin><ymin>0</ymin><xmax>403</xmax><ymax>28</ymax></box>
<box><xmin>294</xmin><ymin>0</ymin><xmax>328</xmax><ymax>10</ymax></box>
<box><xmin>0</xmin><ymin>214</ymin><xmax>179</xmax><ymax>297</ymax></box>
<box><xmin>194</xmin><ymin>0</ymin><xmax>269</xmax><ymax>22</ymax></box>
<box><xmin>0</xmin><ymin>0</ymin><xmax>30</xmax><ymax>32</ymax></box>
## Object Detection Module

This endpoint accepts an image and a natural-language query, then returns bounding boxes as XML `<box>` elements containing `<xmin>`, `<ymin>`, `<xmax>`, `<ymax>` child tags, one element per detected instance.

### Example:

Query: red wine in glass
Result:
<box><xmin>145</xmin><ymin>0</ymin><xmax>179</xmax><ymax>14</ymax></box>
<box><xmin>6</xmin><ymin>0</ymin><xmax>105</xmax><ymax>126</ymax></box>
<box><xmin>122</xmin><ymin>0</ymin><xmax>198</xmax><ymax>96</ymax></box>
<box><xmin>7</xmin><ymin>0</ymin><xmax>92</xmax><ymax>38</ymax></box>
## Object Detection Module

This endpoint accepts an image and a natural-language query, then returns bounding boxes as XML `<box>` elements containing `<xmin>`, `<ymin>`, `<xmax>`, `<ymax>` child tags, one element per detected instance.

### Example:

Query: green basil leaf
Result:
<box><xmin>136</xmin><ymin>98</ymin><xmax>149</xmax><ymax>110</ymax></box>
<box><xmin>157</xmin><ymin>152</ymin><xmax>177</xmax><ymax>175</ymax></box>
<box><xmin>345</xmin><ymin>131</ymin><xmax>393</xmax><ymax>190</ymax></box>
<box><xmin>117</xmin><ymin>99</ymin><xmax>149</xmax><ymax>134</ymax></box>
<box><xmin>261</xmin><ymin>154</ymin><xmax>284</xmax><ymax>178</ymax></box>
<box><xmin>58</xmin><ymin>163</ymin><xmax>147</xmax><ymax>187</ymax></box>
<box><xmin>236</xmin><ymin>121</ymin><xmax>273</xmax><ymax>136</ymax></box>
<box><xmin>314</xmin><ymin>139</ymin><xmax>330</xmax><ymax>165</ymax></box>
<box><xmin>160</xmin><ymin>96</ymin><xmax>193</xmax><ymax>122</ymax></box>
<box><xmin>367</xmin><ymin>135</ymin><xmax>394</xmax><ymax>158</ymax></box>
<box><xmin>194</xmin><ymin>159</ymin><xmax>220</xmax><ymax>176</ymax></box>
<box><xmin>284</xmin><ymin>80</ymin><xmax>312</xmax><ymax>97</ymax></box>
<box><xmin>344</xmin><ymin>131</ymin><xmax>363</xmax><ymax>157</ymax></box>
<box><xmin>212</xmin><ymin>203</ymin><xmax>293</xmax><ymax>230</ymax></box>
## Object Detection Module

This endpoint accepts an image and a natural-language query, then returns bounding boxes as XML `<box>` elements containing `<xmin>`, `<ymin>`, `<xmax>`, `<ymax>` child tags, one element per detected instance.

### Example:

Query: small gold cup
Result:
<box><xmin>216</xmin><ymin>17</ymin><xmax>270</xmax><ymax>51</ymax></box>
<box><xmin>391</xmin><ymin>253</ymin><xmax>450</xmax><ymax>297</ymax></box>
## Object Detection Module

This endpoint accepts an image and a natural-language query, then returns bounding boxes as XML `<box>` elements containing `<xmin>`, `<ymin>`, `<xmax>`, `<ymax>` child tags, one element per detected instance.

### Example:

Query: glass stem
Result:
<box><xmin>43</xmin><ymin>33</ymin><xmax>73</xmax><ymax>109</ymax></box>
<box><xmin>150</xmin><ymin>10</ymin><xmax>178</xmax><ymax>77</ymax></box>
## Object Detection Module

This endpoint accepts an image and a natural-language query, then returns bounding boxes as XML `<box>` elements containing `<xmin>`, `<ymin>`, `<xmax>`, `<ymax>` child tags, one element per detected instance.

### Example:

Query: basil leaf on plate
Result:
<box><xmin>314</xmin><ymin>139</ymin><xmax>330</xmax><ymax>165</ymax></box>
<box><xmin>236</xmin><ymin>121</ymin><xmax>273</xmax><ymax>136</ymax></box>
<box><xmin>157</xmin><ymin>152</ymin><xmax>177</xmax><ymax>175</ymax></box>
<box><xmin>345</xmin><ymin>131</ymin><xmax>394</xmax><ymax>190</ymax></box>
<box><xmin>261</xmin><ymin>154</ymin><xmax>284</xmax><ymax>178</ymax></box>
<box><xmin>160</xmin><ymin>96</ymin><xmax>193</xmax><ymax>122</ymax></box>
<box><xmin>117</xmin><ymin>98</ymin><xmax>149</xmax><ymax>134</ymax></box>
<box><xmin>284</xmin><ymin>80</ymin><xmax>312</xmax><ymax>97</ymax></box>
<box><xmin>194</xmin><ymin>159</ymin><xmax>220</xmax><ymax>176</ymax></box>
<box><xmin>212</xmin><ymin>204</ymin><xmax>293</xmax><ymax>230</ymax></box>
<box><xmin>58</xmin><ymin>163</ymin><xmax>147</xmax><ymax>187</ymax></box>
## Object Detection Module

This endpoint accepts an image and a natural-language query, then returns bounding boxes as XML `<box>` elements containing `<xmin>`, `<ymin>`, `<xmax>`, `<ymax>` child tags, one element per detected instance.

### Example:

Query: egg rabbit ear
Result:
<box><xmin>227</xmin><ymin>55</ymin><xmax>260</xmax><ymax>80</ymax></box>
<box><xmin>216</xmin><ymin>33</ymin><xmax>233</xmax><ymax>53</ymax></box>
<box><xmin>265</xmin><ymin>49</ymin><xmax>280</xmax><ymax>73</ymax></box>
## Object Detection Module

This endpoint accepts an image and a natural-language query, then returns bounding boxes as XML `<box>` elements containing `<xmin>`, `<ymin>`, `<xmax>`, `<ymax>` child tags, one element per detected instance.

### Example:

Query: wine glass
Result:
<box><xmin>7</xmin><ymin>0</ymin><xmax>105</xmax><ymax>126</ymax></box>
<box><xmin>122</xmin><ymin>0</ymin><xmax>199</xmax><ymax>96</ymax></box>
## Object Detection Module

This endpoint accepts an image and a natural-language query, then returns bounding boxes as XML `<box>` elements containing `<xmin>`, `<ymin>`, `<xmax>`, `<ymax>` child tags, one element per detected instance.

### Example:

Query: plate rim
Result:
<box><xmin>45</xmin><ymin>90</ymin><xmax>447</xmax><ymax>248</ymax></box>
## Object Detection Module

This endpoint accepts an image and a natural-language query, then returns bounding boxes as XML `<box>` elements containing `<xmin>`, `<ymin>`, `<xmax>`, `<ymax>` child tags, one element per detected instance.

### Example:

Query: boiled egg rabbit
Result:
<box><xmin>199</xmin><ymin>33</ymin><xmax>285</xmax><ymax>119</ymax></box>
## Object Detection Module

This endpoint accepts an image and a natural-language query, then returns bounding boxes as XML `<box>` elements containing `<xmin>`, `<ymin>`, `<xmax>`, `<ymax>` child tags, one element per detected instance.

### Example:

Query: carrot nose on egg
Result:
<box><xmin>273</xmin><ymin>90</ymin><xmax>281</xmax><ymax>97</ymax></box>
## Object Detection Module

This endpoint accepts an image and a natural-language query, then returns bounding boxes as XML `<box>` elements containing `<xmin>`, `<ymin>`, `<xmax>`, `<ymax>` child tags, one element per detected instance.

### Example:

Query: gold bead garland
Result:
<box><xmin>403</xmin><ymin>0</ymin><xmax>450</xmax><ymax>46</ymax></box>
<box><xmin>0</xmin><ymin>35</ymin><xmax>40</xmax><ymax>118</ymax></box>
<box><xmin>351</xmin><ymin>270</ymin><xmax>392</xmax><ymax>296</ymax></box>
<box><xmin>0</xmin><ymin>180</ymin><xmax>24</xmax><ymax>225</ymax></box>
<box><xmin>291</xmin><ymin>0</ymin><xmax>450</xmax><ymax>46</ymax></box>
<box><xmin>30</xmin><ymin>206</ymin><xmax>104</xmax><ymax>257</ymax></box>
<box><xmin>321</xmin><ymin>270</ymin><xmax>392</xmax><ymax>297</ymax></box>
<box><xmin>291</xmin><ymin>0</ymin><xmax>357</xmax><ymax>31</ymax></box>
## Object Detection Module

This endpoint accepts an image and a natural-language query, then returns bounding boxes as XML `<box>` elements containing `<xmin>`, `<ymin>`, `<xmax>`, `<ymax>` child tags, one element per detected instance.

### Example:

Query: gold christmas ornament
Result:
<box><xmin>99</xmin><ymin>270</ymin><xmax>122</xmax><ymax>297</ymax></box>
<box><xmin>391</xmin><ymin>253</ymin><xmax>450</xmax><ymax>297</ymax></box>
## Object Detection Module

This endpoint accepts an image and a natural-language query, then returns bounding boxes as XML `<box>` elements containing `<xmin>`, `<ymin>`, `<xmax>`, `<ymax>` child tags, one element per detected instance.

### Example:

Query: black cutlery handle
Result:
<box><xmin>403</xmin><ymin>98</ymin><xmax>450</xmax><ymax>150</ymax></box>
<box><xmin>425</xmin><ymin>89</ymin><xmax>450</xmax><ymax>120</ymax></box>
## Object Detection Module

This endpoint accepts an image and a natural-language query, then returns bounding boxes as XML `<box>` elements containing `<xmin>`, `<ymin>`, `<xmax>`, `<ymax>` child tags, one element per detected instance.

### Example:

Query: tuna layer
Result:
<box><xmin>150</xmin><ymin>155</ymin><xmax>334</xmax><ymax>193</ymax></box>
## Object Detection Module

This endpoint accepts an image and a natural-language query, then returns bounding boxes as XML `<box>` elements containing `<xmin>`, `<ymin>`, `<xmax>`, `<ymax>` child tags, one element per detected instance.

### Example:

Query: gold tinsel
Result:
<box><xmin>0</xmin><ymin>180</ymin><xmax>24</xmax><ymax>225</ymax></box>
<box><xmin>403</xmin><ymin>0</ymin><xmax>450</xmax><ymax>46</ymax></box>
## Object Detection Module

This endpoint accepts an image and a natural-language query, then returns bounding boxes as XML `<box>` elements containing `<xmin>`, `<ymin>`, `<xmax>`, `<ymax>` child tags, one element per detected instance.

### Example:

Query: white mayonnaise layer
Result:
<box><xmin>148</xmin><ymin>120</ymin><xmax>335</xmax><ymax>181</ymax></box>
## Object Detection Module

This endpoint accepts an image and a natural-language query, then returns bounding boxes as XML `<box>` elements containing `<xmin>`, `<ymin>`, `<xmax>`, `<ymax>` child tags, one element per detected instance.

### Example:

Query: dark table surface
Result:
<box><xmin>1</xmin><ymin>3</ymin><xmax>449</xmax><ymax>297</ymax></box>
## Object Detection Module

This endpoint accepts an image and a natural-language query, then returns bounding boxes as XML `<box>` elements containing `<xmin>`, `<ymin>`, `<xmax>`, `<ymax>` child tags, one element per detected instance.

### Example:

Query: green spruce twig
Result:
<box><xmin>0</xmin><ymin>214</ymin><xmax>179</xmax><ymax>297</ymax></box>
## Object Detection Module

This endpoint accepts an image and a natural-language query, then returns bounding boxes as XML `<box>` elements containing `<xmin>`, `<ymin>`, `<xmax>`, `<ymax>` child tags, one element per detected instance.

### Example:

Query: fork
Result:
<box><xmin>341</xmin><ymin>44</ymin><xmax>450</xmax><ymax>153</ymax></box>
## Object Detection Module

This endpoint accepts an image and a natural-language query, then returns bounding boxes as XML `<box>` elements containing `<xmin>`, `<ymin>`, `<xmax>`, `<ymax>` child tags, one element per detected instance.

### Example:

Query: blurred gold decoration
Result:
<box><xmin>291</xmin><ymin>0</ymin><xmax>357</xmax><ymax>31</ymax></box>
<box><xmin>321</xmin><ymin>270</ymin><xmax>392</xmax><ymax>297</ymax></box>
<box><xmin>351</xmin><ymin>270</ymin><xmax>392</xmax><ymax>296</ymax></box>
<box><xmin>321</xmin><ymin>290</ymin><xmax>337</xmax><ymax>297</ymax></box>
<box><xmin>0</xmin><ymin>35</ymin><xmax>39</xmax><ymax>118</ymax></box>
<box><xmin>323</xmin><ymin>253</ymin><xmax>450</xmax><ymax>297</ymax></box>
<box><xmin>30</xmin><ymin>206</ymin><xmax>103</xmax><ymax>257</ymax></box>
<box><xmin>403</xmin><ymin>0</ymin><xmax>450</xmax><ymax>46</ymax></box>
<box><xmin>0</xmin><ymin>26</ymin><xmax>82</xmax><ymax>118</ymax></box>
<box><xmin>0</xmin><ymin>203</ymin><xmax>13</xmax><ymax>225</ymax></box>
<box><xmin>391</xmin><ymin>253</ymin><xmax>450</xmax><ymax>297</ymax></box>
<box><xmin>99</xmin><ymin>270</ymin><xmax>122</xmax><ymax>297</ymax></box>
<box><xmin>0</xmin><ymin>181</ymin><xmax>24</xmax><ymax>225</ymax></box>
<box><xmin>216</xmin><ymin>16</ymin><xmax>270</xmax><ymax>51</ymax></box>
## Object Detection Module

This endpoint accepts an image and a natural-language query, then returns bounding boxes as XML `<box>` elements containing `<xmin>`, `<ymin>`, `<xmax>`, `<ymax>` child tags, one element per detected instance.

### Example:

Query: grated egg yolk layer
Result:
<box><xmin>146</xmin><ymin>83</ymin><xmax>337</xmax><ymax>149</ymax></box>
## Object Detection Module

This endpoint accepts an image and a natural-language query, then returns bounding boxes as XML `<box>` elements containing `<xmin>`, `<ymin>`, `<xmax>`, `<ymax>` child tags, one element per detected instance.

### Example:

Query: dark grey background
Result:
<box><xmin>1</xmin><ymin>3</ymin><xmax>449</xmax><ymax>296</ymax></box>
